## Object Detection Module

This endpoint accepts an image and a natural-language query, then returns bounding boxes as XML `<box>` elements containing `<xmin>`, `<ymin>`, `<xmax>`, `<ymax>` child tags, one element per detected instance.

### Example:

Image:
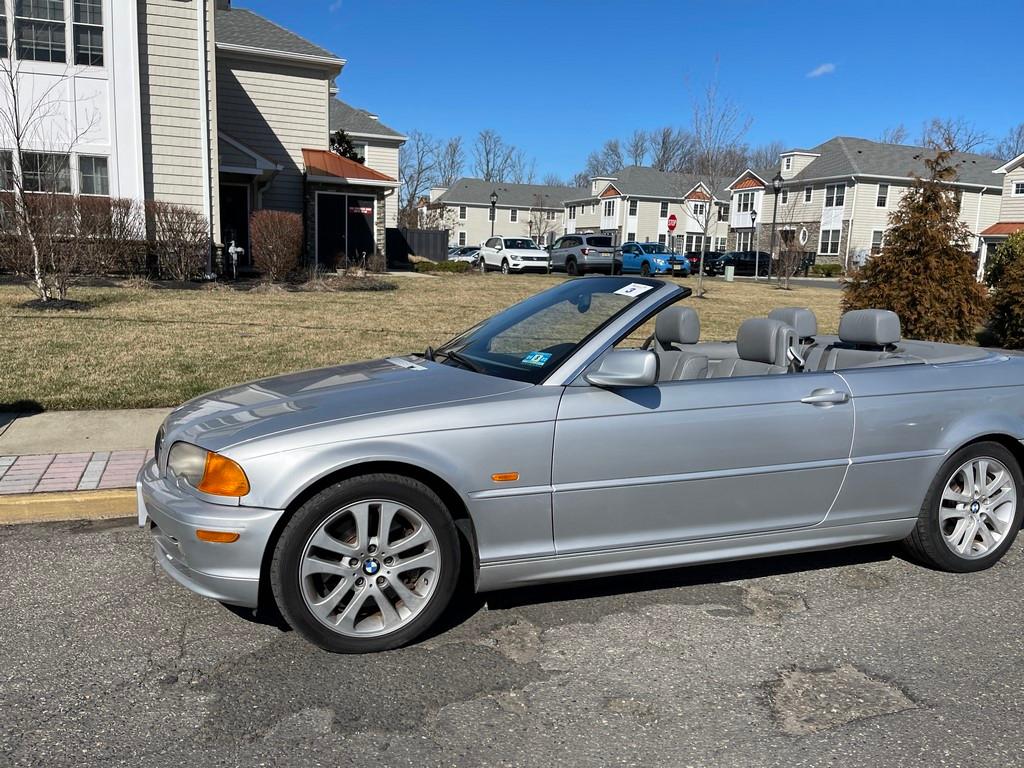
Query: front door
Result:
<box><xmin>551</xmin><ymin>371</ymin><xmax>854</xmax><ymax>554</ymax></box>
<box><xmin>219</xmin><ymin>184</ymin><xmax>250</xmax><ymax>267</ymax></box>
<box><xmin>316</xmin><ymin>193</ymin><xmax>346</xmax><ymax>270</ymax></box>
<box><xmin>346</xmin><ymin>196</ymin><xmax>376</xmax><ymax>267</ymax></box>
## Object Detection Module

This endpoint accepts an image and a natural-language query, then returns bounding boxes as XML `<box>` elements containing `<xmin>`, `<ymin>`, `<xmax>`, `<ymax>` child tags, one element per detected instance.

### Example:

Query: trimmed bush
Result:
<box><xmin>811</xmin><ymin>263</ymin><xmax>843</xmax><ymax>277</ymax></box>
<box><xmin>146</xmin><ymin>200</ymin><xmax>209</xmax><ymax>281</ymax></box>
<box><xmin>250</xmin><ymin>210</ymin><xmax>302</xmax><ymax>282</ymax></box>
<box><xmin>843</xmin><ymin>149</ymin><xmax>987</xmax><ymax>343</ymax></box>
<box><xmin>987</xmin><ymin>231</ymin><xmax>1024</xmax><ymax>348</ymax></box>
<box><xmin>413</xmin><ymin>260</ymin><xmax>471</xmax><ymax>274</ymax></box>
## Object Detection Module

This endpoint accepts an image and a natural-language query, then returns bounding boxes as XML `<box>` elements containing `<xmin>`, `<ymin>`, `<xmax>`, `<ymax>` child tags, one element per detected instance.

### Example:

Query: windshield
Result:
<box><xmin>436</xmin><ymin>277</ymin><xmax>661</xmax><ymax>383</ymax></box>
<box><xmin>641</xmin><ymin>243</ymin><xmax>671</xmax><ymax>254</ymax></box>
<box><xmin>503</xmin><ymin>238</ymin><xmax>540</xmax><ymax>250</ymax></box>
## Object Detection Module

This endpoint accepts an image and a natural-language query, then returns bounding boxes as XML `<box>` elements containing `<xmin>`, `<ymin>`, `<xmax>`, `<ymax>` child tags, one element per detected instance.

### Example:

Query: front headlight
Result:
<box><xmin>167</xmin><ymin>442</ymin><xmax>250</xmax><ymax>497</ymax></box>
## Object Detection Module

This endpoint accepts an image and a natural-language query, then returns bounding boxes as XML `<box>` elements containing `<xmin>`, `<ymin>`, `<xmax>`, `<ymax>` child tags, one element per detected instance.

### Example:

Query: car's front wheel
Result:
<box><xmin>904</xmin><ymin>441</ymin><xmax>1023</xmax><ymax>572</ymax></box>
<box><xmin>500</xmin><ymin>259</ymin><xmax>510</xmax><ymax>274</ymax></box>
<box><xmin>270</xmin><ymin>474</ymin><xmax>461</xmax><ymax>653</ymax></box>
<box><xmin>640</xmin><ymin>261</ymin><xmax>651</xmax><ymax>277</ymax></box>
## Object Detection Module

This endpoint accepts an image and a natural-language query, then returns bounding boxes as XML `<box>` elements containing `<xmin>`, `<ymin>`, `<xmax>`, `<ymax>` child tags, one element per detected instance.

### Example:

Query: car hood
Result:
<box><xmin>160</xmin><ymin>357</ymin><xmax>534</xmax><ymax>454</ymax></box>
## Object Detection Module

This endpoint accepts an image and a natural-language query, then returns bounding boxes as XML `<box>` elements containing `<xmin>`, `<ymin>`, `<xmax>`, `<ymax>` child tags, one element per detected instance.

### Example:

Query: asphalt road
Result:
<box><xmin>2</xmin><ymin>518</ymin><xmax>1023</xmax><ymax>767</ymax></box>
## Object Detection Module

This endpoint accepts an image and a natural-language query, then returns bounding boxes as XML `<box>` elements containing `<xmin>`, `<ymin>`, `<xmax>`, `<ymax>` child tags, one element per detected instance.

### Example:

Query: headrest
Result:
<box><xmin>768</xmin><ymin>307</ymin><xmax>817</xmax><ymax>340</ymax></box>
<box><xmin>736</xmin><ymin>318</ymin><xmax>796</xmax><ymax>366</ymax></box>
<box><xmin>839</xmin><ymin>309</ymin><xmax>901</xmax><ymax>347</ymax></box>
<box><xmin>655</xmin><ymin>306</ymin><xmax>701</xmax><ymax>346</ymax></box>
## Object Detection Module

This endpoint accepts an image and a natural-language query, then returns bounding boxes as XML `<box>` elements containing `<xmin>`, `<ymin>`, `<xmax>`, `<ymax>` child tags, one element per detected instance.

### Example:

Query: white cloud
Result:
<box><xmin>806</xmin><ymin>63</ymin><xmax>836</xmax><ymax>78</ymax></box>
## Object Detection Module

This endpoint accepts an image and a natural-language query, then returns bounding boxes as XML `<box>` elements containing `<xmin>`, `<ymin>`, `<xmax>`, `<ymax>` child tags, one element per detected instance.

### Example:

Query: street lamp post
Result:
<box><xmin>750</xmin><ymin>209</ymin><xmax>759</xmax><ymax>280</ymax></box>
<box><xmin>489</xmin><ymin>190</ymin><xmax>498</xmax><ymax>238</ymax></box>
<box><xmin>768</xmin><ymin>172</ymin><xmax>783</xmax><ymax>282</ymax></box>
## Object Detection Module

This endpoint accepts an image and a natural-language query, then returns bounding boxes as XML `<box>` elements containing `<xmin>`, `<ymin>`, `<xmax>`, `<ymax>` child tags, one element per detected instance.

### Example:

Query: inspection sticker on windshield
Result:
<box><xmin>521</xmin><ymin>351</ymin><xmax>552</xmax><ymax>367</ymax></box>
<box><xmin>614</xmin><ymin>283</ymin><xmax>654</xmax><ymax>297</ymax></box>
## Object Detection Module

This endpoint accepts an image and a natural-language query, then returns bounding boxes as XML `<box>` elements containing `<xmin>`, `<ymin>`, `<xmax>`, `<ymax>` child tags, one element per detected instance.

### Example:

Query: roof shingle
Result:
<box><xmin>216</xmin><ymin>7</ymin><xmax>342</xmax><ymax>62</ymax></box>
<box><xmin>434</xmin><ymin>178</ymin><xmax>582</xmax><ymax>209</ymax></box>
<box><xmin>329</xmin><ymin>99</ymin><xmax>405</xmax><ymax>139</ymax></box>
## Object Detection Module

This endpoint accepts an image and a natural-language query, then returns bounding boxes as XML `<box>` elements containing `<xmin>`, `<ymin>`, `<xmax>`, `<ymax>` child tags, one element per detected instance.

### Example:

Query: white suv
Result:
<box><xmin>479</xmin><ymin>236</ymin><xmax>550</xmax><ymax>274</ymax></box>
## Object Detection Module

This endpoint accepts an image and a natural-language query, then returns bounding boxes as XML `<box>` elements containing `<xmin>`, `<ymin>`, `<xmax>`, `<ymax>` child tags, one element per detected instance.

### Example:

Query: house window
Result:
<box><xmin>509</xmin><ymin>208</ymin><xmax>517</xmax><ymax>222</ymax></box>
<box><xmin>715</xmin><ymin>236</ymin><xmax>726</xmax><ymax>250</ymax></box>
<box><xmin>349</xmin><ymin>141</ymin><xmax>366</xmax><ymax>162</ymax></box>
<box><xmin>628</xmin><ymin>199</ymin><xmax>637</xmax><ymax>216</ymax></box>
<box><xmin>0</xmin><ymin>1</ymin><xmax>8</xmax><ymax>58</ymax></box>
<box><xmin>22</xmin><ymin>151</ymin><xmax>71</xmax><ymax>192</ymax></box>
<box><xmin>458</xmin><ymin>205</ymin><xmax>466</xmax><ymax>220</ymax></box>
<box><xmin>659</xmin><ymin>201</ymin><xmax>668</xmax><ymax>218</ymax></box>
<box><xmin>779</xmin><ymin>189</ymin><xmax>788</xmax><ymax>205</ymax></box>
<box><xmin>783</xmin><ymin>157</ymin><xmax>792</xmax><ymax>171</ymax></box>
<box><xmin>736</xmin><ymin>231</ymin><xmax>752</xmax><ymax>250</ymax></box>
<box><xmin>717</xmin><ymin>203</ymin><xmax>729</xmax><ymax>221</ymax></box>
<box><xmin>72</xmin><ymin>0</ymin><xmax>102</xmax><ymax>65</ymax></box>
<box><xmin>736</xmin><ymin>191</ymin><xmax>754</xmax><ymax>213</ymax></box>
<box><xmin>684</xmin><ymin>234</ymin><xmax>705</xmax><ymax>252</ymax></box>
<box><xmin>876</xmin><ymin>183</ymin><xmax>888</xmax><ymax>208</ymax></box>
<box><xmin>658</xmin><ymin>234</ymin><xmax>666</xmax><ymax>245</ymax></box>
<box><xmin>819</xmin><ymin>228</ymin><xmax>841</xmax><ymax>255</ymax></box>
<box><xmin>545</xmin><ymin>210</ymin><xmax>556</xmax><ymax>220</ymax></box>
<box><xmin>692</xmin><ymin>201</ymin><xmax>706</xmax><ymax>217</ymax></box>
<box><xmin>824</xmin><ymin>184</ymin><xmax>845</xmax><ymax>207</ymax></box>
<box><xmin>0</xmin><ymin>150</ymin><xmax>13</xmax><ymax>190</ymax></box>
<box><xmin>603</xmin><ymin>199</ymin><xmax>615</xmax><ymax>217</ymax></box>
<box><xmin>804</xmin><ymin>186</ymin><xmax>812</xmax><ymax>203</ymax></box>
<box><xmin>870</xmin><ymin>230</ymin><xmax>884</xmax><ymax>256</ymax></box>
<box><xmin>458</xmin><ymin>231</ymin><xmax>466</xmax><ymax>246</ymax></box>
<box><xmin>78</xmin><ymin>155</ymin><xmax>108</xmax><ymax>195</ymax></box>
<box><xmin>15</xmin><ymin>0</ymin><xmax>66</xmax><ymax>63</ymax></box>
<box><xmin>568</xmin><ymin>205</ymin><xmax>576</xmax><ymax>219</ymax></box>
<box><xmin>1014</xmin><ymin>181</ymin><xmax>1024</xmax><ymax>196</ymax></box>
<box><xmin>627</xmin><ymin>231</ymin><xmax>635</xmax><ymax>242</ymax></box>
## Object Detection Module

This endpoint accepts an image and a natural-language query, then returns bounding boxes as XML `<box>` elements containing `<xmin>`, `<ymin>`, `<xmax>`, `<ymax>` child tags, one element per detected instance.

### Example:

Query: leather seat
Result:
<box><xmin>651</xmin><ymin>307</ymin><xmax>708</xmax><ymax>381</ymax></box>
<box><xmin>813</xmin><ymin>309</ymin><xmax>902</xmax><ymax>370</ymax></box>
<box><xmin>769</xmin><ymin>307</ymin><xmax>818</xmax><ymax>352</ymax></box>
<box><xmin>711</xmin><ymin>318</ymin><xmax>796</xmax><ymax>377</ymax></box>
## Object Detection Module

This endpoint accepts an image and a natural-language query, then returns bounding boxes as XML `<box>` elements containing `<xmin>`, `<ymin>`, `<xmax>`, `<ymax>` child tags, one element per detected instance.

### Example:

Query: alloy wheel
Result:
<box><xmin>939</xmin><ymin>457</ymin><xmax>1017</xmax><ymax>559</ymax></box>
<box><xmin>298</xmin><ymin>499</ymin><xmax>441</xmax><ymax>637</ymax></box>
<box><xmin>501</xmin><ymin>259</ymin><xmax>509</xmax><ymax>274</ymax></box>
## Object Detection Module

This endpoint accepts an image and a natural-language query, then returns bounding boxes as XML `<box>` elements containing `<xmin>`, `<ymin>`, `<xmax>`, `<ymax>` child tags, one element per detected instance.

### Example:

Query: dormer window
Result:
<box><xmin>783</xmin><ymin>157</ymin><xmax>792</xmax><ymax>171</ymax></box>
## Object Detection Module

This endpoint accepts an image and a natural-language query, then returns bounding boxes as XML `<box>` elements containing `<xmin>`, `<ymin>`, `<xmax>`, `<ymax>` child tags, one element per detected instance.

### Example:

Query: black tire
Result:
<box><xmin>501</xmin><ymin>259</ymin><xmax>510</xmax><ymax>274</ymax></box>
<box><xmin>566</xmin><ymin>258</ymin><xmax>579</xmax><ymax>276</ymax></box>
<box><xmin>270</xmin><ymin>473</ymin><xmax>462</xmax><ymax>653</ymax></box>
<box><xmin>903</xmin><ymin>441</ymin><xmax>1023</xmax><ymax>572</ymax></box>
<box><xmin>640</xmin><ymin>261</ymin><xmax>651</xmax><ymax>277</ymax></box>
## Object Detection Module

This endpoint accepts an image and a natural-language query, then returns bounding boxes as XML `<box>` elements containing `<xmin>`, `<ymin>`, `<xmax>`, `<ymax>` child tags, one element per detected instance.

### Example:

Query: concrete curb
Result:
<box><xmin>0</xmin><ymin>489</ymin><xmax>136</xmax><ymax>526</ymax></box>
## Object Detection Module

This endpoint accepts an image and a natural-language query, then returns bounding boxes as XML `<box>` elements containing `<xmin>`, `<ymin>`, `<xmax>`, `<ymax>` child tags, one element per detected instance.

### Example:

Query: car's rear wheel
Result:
<box><xmin>566</xmin><ymin>258</ymin><xmax>580</xmax><ymax>276</ymax></box>
<box><xmin>501</xmin><ymin>259</ymin><xmax>510</xmax><ymax>274</ymax></box>
<box><xmin>903</xmin><ymin>441</ymin><xmax>1023</xmax><ymax>572</ymax></box>
<box><xmin>640</xmin><ymin>261</ymin><xmax>651</xmax><ymax>277</ymax></box>
<box><xmin>270</xmin><ymin>474</ymin><xmax>461</xmax><ymax>653</ymax></box>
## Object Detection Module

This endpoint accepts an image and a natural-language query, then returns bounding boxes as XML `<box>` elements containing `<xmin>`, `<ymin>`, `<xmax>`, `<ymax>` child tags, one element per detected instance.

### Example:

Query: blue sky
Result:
<box><xmin>241</xmin><ymin>0</ymin><xmax>1024</xmax><ymax>178</ymax></box>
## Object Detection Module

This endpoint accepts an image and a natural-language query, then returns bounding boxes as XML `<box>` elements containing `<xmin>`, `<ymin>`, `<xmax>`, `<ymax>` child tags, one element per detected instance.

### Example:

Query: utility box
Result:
<box><xmin>724</xmin><ymin>265</ymin><xmax>735</xmax><ymax>282</ymax></box>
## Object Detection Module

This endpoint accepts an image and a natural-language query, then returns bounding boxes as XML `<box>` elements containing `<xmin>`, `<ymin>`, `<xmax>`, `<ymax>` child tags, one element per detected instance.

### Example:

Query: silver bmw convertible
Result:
<box><xmin>138</xmin><ymin>276</ymin><xmax>1024</xmax><ymax>653</ymax></box>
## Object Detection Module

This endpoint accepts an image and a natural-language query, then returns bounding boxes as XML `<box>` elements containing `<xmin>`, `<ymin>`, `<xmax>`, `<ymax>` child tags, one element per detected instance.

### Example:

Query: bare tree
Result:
<box><xmin>571</xmin><ymin>170</ymin><xmax>590</xmax><ymax>188</ymax></box>
<box><xmin>508</xmin><ymin>148</ymin><xmax>536</xmax><ymax>184</ymax></box>
<box><xmin>745</xmin><ymin>140</ymin><xmax>784</xmax><ymax>170</ymax></box>
<box><xmin>993</xmin><ymin>123</ymin><xmax>1024</xmax><ymax>161</ymax></box>
<box><xmin>649</xmin><ymin>127</ymin><xmax>693</xmax><ymax>172</ymax></box>
<box><xmin>398</xmin><ymin>129</ymin><xmax>437</xmax><ymax>228</ymax></box>
<box><xmin>626</xmin><ymin>130</ymin><xmax>649</xmax><ymax>166</ymax></box>
<box><xmin>0</xmin><ymin>53</ymin><xmax>101</xmax><ymax>301</ymax></box>
<box><xmin>526</xmin><ymin>193</ymin><xmax>560</xmax><ymax>247</ymax></box>
<box><xmin>877</xmin><ymin>124</ymin><xmax>908</xmax><ymax>144</ymax></box>
<box><xmin>472</xmin><ymin>129</ymin><xmax>517</xmax><ymax>182</ymax></box>
<box><xmin>919</xmin><ymin>117</ymin><xmax>989</xmax><ymax>154</ymax></box>
<box><xmin>542</xmin><ymin>172</ymin><xmax>569</xmax><ymax>187</ymax></box>
<box><xmin>435</xmin><ymin>136</ymin><xmax>464</xmax><ymax>187</ymax></box>
<box><xmin>689</xmin><ymin>75</ymin><xmax>752</xmax><ymax>297</ymax></box>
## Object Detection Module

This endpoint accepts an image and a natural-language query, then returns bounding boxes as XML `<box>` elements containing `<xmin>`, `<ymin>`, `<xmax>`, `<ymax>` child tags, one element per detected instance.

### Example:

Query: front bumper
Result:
<box><xmin>137</xmin><ymin>459</ymin><xmax>285</xmax><ymax>607</ymax></box>
<box><xmin>509</xmin><ymin>258</ymin><xmax>550</xmax><ymax>272</ymax></box>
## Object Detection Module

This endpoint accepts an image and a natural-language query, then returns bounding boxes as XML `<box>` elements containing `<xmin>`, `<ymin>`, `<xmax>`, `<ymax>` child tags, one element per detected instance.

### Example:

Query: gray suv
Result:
<box><xmin>549</xmin><ymin>234</ymin><xmax>618</xmax><ymax>275</ymax></box>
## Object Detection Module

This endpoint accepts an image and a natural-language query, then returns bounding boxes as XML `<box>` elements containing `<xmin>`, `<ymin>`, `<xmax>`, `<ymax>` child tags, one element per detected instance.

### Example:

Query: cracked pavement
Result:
<box><xmin>1</xmin><ymin>517</ymin><xmax>1023</xmax><ymax>767</ymax></box>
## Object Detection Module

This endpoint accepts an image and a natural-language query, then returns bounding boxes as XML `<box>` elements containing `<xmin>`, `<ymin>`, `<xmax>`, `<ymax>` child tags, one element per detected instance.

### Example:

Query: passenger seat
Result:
<box><xmin>711</xmin><ymin>318</ymin><xmax>796</xmax><ymax>377</ymax></box>
<box><xmin>651</xmin><ymin>307</ymin><xmax>709</xmax><ymax>380</ymax></box>
<box><xmin>768</xmin><ymin>307</ymin><xmax>818</xmax><ymax>365</ymax></box>
<box><xmin>814</xmin><ymin>309</ymin><xmax>901</xmax><ymax>370</ymax></box>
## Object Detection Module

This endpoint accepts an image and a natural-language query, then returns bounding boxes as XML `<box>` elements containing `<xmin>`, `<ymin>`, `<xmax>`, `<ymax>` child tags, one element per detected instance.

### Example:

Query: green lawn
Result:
<box><xmin>0</xmin><ymin>275</ymin><xmax>843</xmax><ymax>410</ymax></box>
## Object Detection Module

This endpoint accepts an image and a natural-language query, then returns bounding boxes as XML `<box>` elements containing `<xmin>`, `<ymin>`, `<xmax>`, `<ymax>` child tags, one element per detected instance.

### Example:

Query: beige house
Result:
<box><xmin>424</xmin><ymin>179</ymin><xmax>579</xmax><ymax>247</ymax></box>
<box><xmin>726</xmin><ymin>137</ymin><xmax>1003</xmax><ymax>266</ymax></box>
<box><xmin>979</xmin><ymin>151</ymin><xmax>1024</xmax><ymax>277</ymax></box>
<box><xmin>563</xmin><ymin>167</ymin><xmax>730</xmax><ymax>252</ymax></box>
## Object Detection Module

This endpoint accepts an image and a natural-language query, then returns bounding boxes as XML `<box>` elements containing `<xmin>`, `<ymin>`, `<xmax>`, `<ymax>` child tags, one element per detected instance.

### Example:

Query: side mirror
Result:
<box><xmin>585</xmin><ymin>349</ymin><xmax>658</xmax><ymax>388</ymax></box>
<box><xmin>495</xmin><ymin>243</ymin><xmax>503</xmax><ymax>251</ymax></box>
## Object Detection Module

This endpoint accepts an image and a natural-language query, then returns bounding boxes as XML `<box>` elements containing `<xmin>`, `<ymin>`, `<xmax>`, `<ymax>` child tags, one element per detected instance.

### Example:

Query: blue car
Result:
<box><xmin>619</xmin><ymin>242</ymin><xmax>690</xmax><ymax>276</ymax></box>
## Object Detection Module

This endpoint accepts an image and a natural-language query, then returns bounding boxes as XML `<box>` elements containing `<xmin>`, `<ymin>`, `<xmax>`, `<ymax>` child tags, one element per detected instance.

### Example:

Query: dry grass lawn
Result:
<box><xmin>0</xmin><ymin>274</ymin><xmax>842</xmax><ymax>410</ymax></box>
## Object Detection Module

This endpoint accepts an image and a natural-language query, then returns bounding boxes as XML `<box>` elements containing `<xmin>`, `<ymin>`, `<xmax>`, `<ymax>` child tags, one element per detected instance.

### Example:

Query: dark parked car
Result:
<box><xmin>706</xmin><ymin>251</ymin><xmax>772</xmax><ymax>277</ymax></box>
<box><xmin>685</xmin><ymin>251</ymin><xmax>724</xmax><ymax>274</ymax></box>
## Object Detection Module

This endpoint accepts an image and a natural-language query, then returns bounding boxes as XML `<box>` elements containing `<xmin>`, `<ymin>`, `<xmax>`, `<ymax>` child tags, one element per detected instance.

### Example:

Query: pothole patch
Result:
<box><xmin>766</xmin><ymin>664</ymin><xmax>916</xmax><ymax>736</ymax></box>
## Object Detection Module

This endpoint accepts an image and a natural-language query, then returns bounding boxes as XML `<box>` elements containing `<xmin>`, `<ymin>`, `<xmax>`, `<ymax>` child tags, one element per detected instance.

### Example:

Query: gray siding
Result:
<box><xmin>1002</xmin><ymin>167</ymin><xmax>1024</xmax><ymax>221</ymax></box>
<box><xmin>216</xmin><ymin>55</ymin><xmax>332</xmax><ymax>212</ymax></box>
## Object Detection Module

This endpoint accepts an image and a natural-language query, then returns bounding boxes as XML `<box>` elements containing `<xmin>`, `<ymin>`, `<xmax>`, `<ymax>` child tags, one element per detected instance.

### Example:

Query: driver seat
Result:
<box><xmin>711</xmin><ymin>318</ymin><xmax>796</xmax><ymax>377</ymax></box>
<box><xmin>652</xmin><ymin>307</ymin><xmax>708</xmax><ymax>381</ymax></box>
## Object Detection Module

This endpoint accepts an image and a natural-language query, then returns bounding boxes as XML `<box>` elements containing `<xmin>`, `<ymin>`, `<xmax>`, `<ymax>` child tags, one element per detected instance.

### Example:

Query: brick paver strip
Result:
<box><xmin>0</xmin><ymin>451</ymin><xmax>155</xmax><ymax>494</ymax></box>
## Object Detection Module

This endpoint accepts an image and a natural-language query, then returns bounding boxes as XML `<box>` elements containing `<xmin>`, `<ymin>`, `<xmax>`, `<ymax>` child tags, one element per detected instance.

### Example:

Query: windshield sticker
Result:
<box><xmin>521</xmin><ymin>351</ymin><xmax>553</xmax><ymax>367</ymax></box>
<box><xmin>614</xmin><ymin>283</ymin><xmax>654</xmax><ymax>297</ymax></box>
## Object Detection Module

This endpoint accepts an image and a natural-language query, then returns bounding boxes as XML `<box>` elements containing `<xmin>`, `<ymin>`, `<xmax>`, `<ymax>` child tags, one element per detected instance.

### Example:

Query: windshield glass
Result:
<box><xmin>436</xmin><ymin>277</ymin><xmax>661</xmax><ymax>383</ymax></box>
<box><xmin>642</xmin><ymin>243</ymin><xmax>670</xmax><ymax>254</ymax></box>
<box><xmin>503</xmin><ymin>238</ymin><xmax>539</xmax><ymax>250</ymax></box>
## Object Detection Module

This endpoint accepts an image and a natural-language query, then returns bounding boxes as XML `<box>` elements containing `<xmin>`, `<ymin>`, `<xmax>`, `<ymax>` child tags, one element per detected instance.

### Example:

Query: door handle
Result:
<box><xmin>801</xmin><ymin>389</ymin><xmax>849</xmax><ymax>405</ymax></box>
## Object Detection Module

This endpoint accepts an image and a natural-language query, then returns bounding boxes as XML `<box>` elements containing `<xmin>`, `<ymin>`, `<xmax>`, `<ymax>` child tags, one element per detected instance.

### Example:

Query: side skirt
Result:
<box><xmin>475</xmin><ymin>519</ymin><xmax>916</xmax><ymax>592</ymax></box>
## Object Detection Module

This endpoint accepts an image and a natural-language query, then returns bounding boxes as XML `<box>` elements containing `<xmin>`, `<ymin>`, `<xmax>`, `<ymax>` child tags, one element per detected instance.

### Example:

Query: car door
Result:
<box><xmin>550</xmin><ymin>237</ymin><xmax>566</xmax><ymax>270</ymax></box>
<box><xmin>620</xmin><ymin>244</ymin><xmax>638</xmax><ymax>273</ymax></box>
<box><xmin>482</xmin><ymin>237</ymin><xmax>500</xmax><ymax>268</ymax></box>
<box><xmin>550</xmin><ymin>370</ymin><xmax>855</xmax><ymax>554</ymax></box>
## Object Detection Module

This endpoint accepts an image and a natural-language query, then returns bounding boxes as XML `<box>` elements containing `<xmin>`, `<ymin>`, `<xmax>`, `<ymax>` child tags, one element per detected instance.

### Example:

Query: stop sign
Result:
<box><xmin>667</xmin><ymin>214</ymin><xmax>678</xmax><ymax>232</ymax></box>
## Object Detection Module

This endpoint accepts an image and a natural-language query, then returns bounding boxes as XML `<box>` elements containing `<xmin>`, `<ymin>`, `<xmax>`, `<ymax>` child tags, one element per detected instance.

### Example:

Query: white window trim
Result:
<box><xmin>509</xmin><ymin>208</ymin><xmax>517</xmax><ymax>222</ymax></box>
<box><xmin>876</xmin><ymin>184</ymin><xmax>888</xmax><ymax>208</ymax></box>
<box><xmin>783</xmin><ymin>157</ymin><xmax>792</xmax><ymax>171</ymax></box>
<box><xmin>458</xmin><ymin>205</ymin><xmax>466</xmax><ymax>220</ymax></box>
<box><xmin>1013</xmin><ymin>181</ymin><xmax>1024</xmax><ymax>196</ymax></box>
<box><xmin>824</xmin><ymin>183</ymin><xmax>846</xmax><ymax>208</ymax></box>
<box><xmin>803</xmin><ymin>186</ymin><xmax>812</xmax><ymax>203</ymax></box>
<box><xmin>779</xmin><ymin>190</ymin><xmax>788</xmax><ymax>205</ymax></box>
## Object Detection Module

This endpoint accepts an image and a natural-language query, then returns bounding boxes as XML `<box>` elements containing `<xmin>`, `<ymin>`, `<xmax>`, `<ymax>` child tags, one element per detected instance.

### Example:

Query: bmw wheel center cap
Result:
<box><xmin>363</xmin><ymin>558</ymin><xmax>381</xmax><ymax>576</ymax></box>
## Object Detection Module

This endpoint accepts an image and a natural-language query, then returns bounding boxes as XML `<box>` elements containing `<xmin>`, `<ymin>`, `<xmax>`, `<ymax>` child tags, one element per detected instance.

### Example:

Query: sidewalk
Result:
<box><xmin>0</xmin><ymin>408</ymin><xmax>169</xmax><ymax>495</ymax></box>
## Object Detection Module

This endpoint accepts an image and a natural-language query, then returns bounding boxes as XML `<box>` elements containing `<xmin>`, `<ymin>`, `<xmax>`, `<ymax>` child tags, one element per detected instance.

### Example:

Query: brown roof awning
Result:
<box><xmin>302</xmin><ymin>149</ymin><xmax>397</xmax><ymax>185</ymax></box>
<box><xmin>981</xmin><ymin>222</ymin><xmax>1024</xmax><ymax>236</ymax></box>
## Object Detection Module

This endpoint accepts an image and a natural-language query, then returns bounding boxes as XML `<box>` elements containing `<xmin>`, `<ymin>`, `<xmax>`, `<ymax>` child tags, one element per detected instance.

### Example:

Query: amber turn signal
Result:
<box><xmin>197</xmin><ymin>452</ymin><xmax>251</xmax><ymax>497</ymax></box>
<box><xmin>196</xmin><ymin>529</ymin><xmax>241</xmax><ymax>543</ymax></box>
<box><xmin>491</xmin><ymin>472</ymin><xmax>520</xmax><ymax>482</ymax></box>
